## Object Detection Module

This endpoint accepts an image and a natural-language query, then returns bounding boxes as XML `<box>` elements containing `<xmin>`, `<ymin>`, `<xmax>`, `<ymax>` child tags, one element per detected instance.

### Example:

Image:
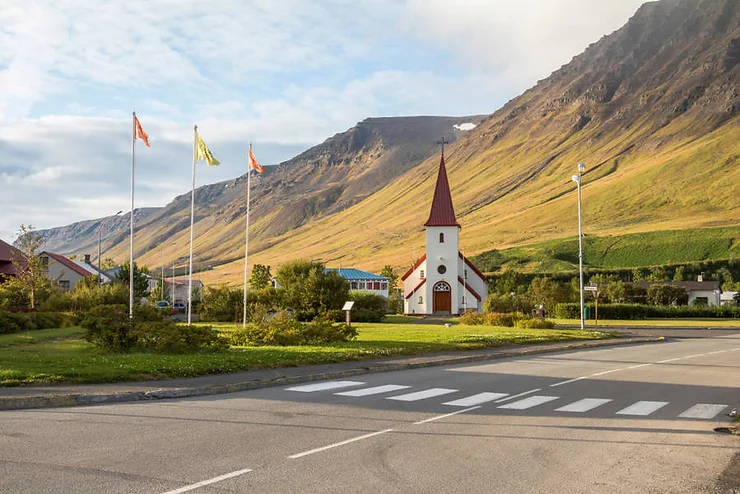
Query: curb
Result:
<box><xmin>0</xmin><ymin>336</ymin><xmax>663</xmax><ymax>411</ymax></box>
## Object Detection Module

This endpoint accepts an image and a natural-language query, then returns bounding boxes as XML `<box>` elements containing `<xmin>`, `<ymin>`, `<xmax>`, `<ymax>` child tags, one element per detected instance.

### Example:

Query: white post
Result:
<box><xmin>573</xmin><ymin>163</ymin><xmax>586</xmax><ymax>330</ymax></box>
<box><xmin>171</xmin><ymin>263</ymin><xmax>175</xmax><ymax>305</ymax></box>
<box><xmin>187</xmin><ymin>125</ymin><xmax>197</xmax><ymax>326</ymax></box>
<box><xmin>242</xmin><ymin>143</ymin><xmax>252</xmax><ymax>328</ymax></box>
<box><xmin>129</xmin><ymin>112</ymin><xmax>136</xmax><ymax>319</ymax></box>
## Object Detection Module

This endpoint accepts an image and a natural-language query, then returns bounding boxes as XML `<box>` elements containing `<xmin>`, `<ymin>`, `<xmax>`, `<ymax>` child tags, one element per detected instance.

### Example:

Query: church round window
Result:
<box><xmin>437</xmin><ymin>265</ymin><xmax>447</xmax><ymax>274</ymax></box>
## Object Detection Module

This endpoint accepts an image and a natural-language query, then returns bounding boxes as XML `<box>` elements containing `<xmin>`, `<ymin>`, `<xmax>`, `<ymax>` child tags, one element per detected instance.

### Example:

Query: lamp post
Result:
<box><xmin>571</xmin><ymin>163</ymin><xmax>586</xmax><ymax>330</ymax></box>
<box><xmin>97</xmin><ymin>210</ymin><xmax>123</xmax><ymax>286</ymax></box>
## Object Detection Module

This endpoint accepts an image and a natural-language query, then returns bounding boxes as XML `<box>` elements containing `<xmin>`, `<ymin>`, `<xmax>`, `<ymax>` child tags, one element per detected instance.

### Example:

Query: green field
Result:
<box><xmin>0</xmin><ymin>322</ymin><xmax>613</xmax><ymax>386</ymax></box>
<box><xmin>473</xmin><ymin>226</ymin><xmax>740</xmax><ymax>273</ymax></box>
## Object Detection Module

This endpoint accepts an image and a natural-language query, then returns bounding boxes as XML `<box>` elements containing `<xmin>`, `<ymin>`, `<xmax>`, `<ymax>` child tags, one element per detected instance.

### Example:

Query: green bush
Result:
<box><xmin>0</xmin><ymin>310</ymin><xmax>76</xmax><ymax>334</ymax></box>
<box><xmin>459</xmin><ymin>311</ymin><xmax>486</xmax><ymax>325</ymax></box>
<box><xmin>80</xmin><ymin>306</ymin><xmax>135</xmax><ymax>352</ymax></box>
<box><xmin>554</xmin><ymin>303</ymin><xmax>740</xmax><ymax>319</ymax></box>
<box><xmin>133</xmin><ymin>321</ymin><xmax>228</xmax><ymax>353</ymax></box>
<box><xmin>227</xmin><ymin>311</ymin><xmax>357</xmax><ymax>346</ymax></box>
<box><xmin>347</xmin><ymin>291</ymin><xmax>387</xmax><ymax>322</ymax></box>
<box><xmin>485</xmin><ymin>312</ymin><xmax>515</xmax><ymax>327</ymax></box>
<box><xmin>40</xmin><ymin>283</ymin><xmax>129</xmax><ymax>312</ymax></box>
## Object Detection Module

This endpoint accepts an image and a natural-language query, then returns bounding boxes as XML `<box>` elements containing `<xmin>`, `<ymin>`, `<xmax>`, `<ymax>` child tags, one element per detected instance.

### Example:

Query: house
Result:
<box><xmin>631</xmin><ymin>281</ymin><xmax>722</xmax><ymax>306</ymax></box>
<box><xmin>163</xmin><ymin>277</ymin><xmax>203</xmax><ymax>304</ymax></box>
<box><xmin>402</xmin><ymin>149</ymin><xmax>488</xmax><ymax>315</ymax></box>
<box><xmin>0</xmin><ymin>239</ymin><xmax>24</xmax><ymax>282</ymax></box>
<box><xmin>720</xmin><ymin>291</ymin><xmax>738</xmax><ymax>306</ymax></box>
<box><xmin>39</xmin><ymin>251</ymin><xmax>95</xmax><ymax>291</ymax></box>
<box><xmin>75</xmin><ymin>254</ymin><xmax>114</xmax><ymax>284</ymax></box>
<box><xmin>325</xmin><ymin>268</ymin><xmax>390</xmax><ymax>298</ymax></box>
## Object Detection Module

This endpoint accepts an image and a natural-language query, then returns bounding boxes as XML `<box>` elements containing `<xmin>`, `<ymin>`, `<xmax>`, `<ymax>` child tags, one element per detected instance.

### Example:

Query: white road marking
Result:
<box><xmin>498</xmin><ymin>395</ymin><xmax>559</xmax><ymax>410</ymax></box>
<box><xmin>707</xmin><ymin>350</ymin><xmax>727</xmax><ymax>355</ymax></box>
<box><xmin>414</xmin><ymin>406</ymin><xmax>481</xmax><ymax>424</ymax></box>
<box><xmin>287</xmin><ymin>429</ymin><xmax>393</xmax><ymax>459</ymax></box>
<box><xmin>590</xmin><ymin>369</ymin><xmax>622</xmax><ymax>377</ymax></box>
<box><xmin>442</xmin><ymin>392</ymin><xmax>508</xmax><ymax>407</ymax></box>
<box><xmin>616</xmin><ymin>401</ymin><xmax>669</xmax><ymax>416</ymax></box>
<box><xmin>387</xmin><ymin>388</ymin><xmax>458</xmax><ymax>402</ymax></box>
<box><xmin>335</xmin><ymin>385</ymin><xmax>411</xmax><ymax>397</ymax></box>
<box><xmin>678</xmin><ymin>404</ymin><xmax>727</xmax><ymax>419</ymax></box>
<box><xmin>550</xmin><ymin>377</ymin><xmax>586</xmax><ymax>387</ymax></box>
<box><xmin>626</xmin><ymin>364</ymin><xmax>653</xmax><ymax>370</ymax></box>
<box><xmin>161</xmin><ymin>468</ymin><xmax>253</xmax><ymax>494</ymax></box>
<box><xmin>495</xmin><ymin>388</ymin><xmax>541</xmax><ymax>403</ymax></box>
<box><xmin>658</xmin><ymin>358</ymin><xmax>681</xmax><ymax>363</ymax></box>
<box><xmin>555</xmin><ymin>398</ymin><xmax>612</xmax><ymax>413</ymax></box>
<box><xmin>285</xmin><ymin>381</ymin><xmax>364</xmax><ymax>392</ymax></box>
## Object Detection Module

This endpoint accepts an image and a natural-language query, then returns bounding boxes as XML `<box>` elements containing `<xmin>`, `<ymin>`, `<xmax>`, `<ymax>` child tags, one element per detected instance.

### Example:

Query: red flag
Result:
<box><xmin>248</xmin><ymin>147</ymin><xmax>265</xmax><ymax>173</ymax></box>
<box><xmin>134</xmin><ymin>115</ymin><xmax>150</xmax><ymax>147</ymax></box>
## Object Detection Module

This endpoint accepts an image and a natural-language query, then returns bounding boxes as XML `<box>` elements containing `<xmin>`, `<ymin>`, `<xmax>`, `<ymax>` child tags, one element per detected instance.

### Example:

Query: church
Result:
<box><xmin>402</xmin><ymin>149</ymin><xmax>488</xmax><ymax>315</ymax></box>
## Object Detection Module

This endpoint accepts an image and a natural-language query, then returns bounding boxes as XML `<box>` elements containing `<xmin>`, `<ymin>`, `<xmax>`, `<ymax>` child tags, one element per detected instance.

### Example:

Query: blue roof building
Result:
<box><xmin>325</xmin><ymin>268</ymin><xmax>390</xmax><ymax>297</ymax></box>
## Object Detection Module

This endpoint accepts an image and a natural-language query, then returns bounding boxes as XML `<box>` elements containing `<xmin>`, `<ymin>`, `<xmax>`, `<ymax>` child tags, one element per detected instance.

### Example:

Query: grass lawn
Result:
<box><xmin>0</xmin><ymin>320</ymin><xmax>614</xmax><ymax>386</ymax></box>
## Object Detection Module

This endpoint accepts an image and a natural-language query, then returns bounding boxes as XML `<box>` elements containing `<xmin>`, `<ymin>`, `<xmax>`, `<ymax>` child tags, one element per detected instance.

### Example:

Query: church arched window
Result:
<box><xmin>420</xmin><ymin>269</ymin><xmax>425</xmax><ymax>278</ymax></box>
<box><xmin>418</xmin><ymin>295</ymin><xmax>423</xmax><ymax>304</ymax></box>
<box><xmin>439</xmin><ymin>232</ymin><xmax>445</xmax><ymax>243</ymax></box>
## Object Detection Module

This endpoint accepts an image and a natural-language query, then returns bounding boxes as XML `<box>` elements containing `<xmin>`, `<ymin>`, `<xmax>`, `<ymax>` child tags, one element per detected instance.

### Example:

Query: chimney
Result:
<box><xmin>84</xmin><ymin>254</ymin><xmax>91</xmax><ymax>264</ymax></box>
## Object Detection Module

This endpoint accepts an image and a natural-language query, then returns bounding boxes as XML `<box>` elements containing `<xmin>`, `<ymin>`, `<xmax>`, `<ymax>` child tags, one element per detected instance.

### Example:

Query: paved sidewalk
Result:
<box><xmin>0</xmin><ymin>335</ymin><xmax>663</xmax><ymax>411</ymax></box>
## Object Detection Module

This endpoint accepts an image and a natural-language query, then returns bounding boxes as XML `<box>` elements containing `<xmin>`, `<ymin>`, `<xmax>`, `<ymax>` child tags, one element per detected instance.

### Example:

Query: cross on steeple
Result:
<box><xmin>437</xmin><ymin>137</ymin><xmax>449</xmax><ymax>158</ymax></box>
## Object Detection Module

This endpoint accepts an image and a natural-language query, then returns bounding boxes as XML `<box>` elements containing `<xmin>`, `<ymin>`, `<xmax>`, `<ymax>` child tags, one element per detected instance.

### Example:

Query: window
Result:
<box><xmin>350</xmin><ymin>281</ymin><xmax>358</xmax><ymax>290</ymax></box>
<box><xmin>418</xmin><ymin>296</ymin><xmax>423</xmax><ymax>304</ymax></box>
<box><xmin>439</xmin><ymin>232</ymin><xmax>445</xmax><ymax>243</ymax></box>
<box><xmin>381</xmin><ymin>281</ymin><xmax>388</xmax><ymax>290</ymax></box>
<box><xmin>373</xmin><ymin>281</ymin><xmax>381</xmax><ymax>290</ymax></box>
<box><xmin>40</xmin><ymin>256</ymin><xmax>49</xmax><ymax>268</ymax></box>
<box><xmin>433</xmin><ymin>282</ymin><xmax>450</xmax><ymax>291</ymax></box>
<box><xmin>437</xmin><ymin>265</ymin><xmax>447</xmax><ymax>274</ymax></box>
<box><xmin>58</xmin><ymin>280</ymin><xmax>70</xmax><ymax>291</ymax></box>
<box><xmin>420</xmin><ymin>270</ymin><xmax>425</xmax><ymax>278</ymax></box>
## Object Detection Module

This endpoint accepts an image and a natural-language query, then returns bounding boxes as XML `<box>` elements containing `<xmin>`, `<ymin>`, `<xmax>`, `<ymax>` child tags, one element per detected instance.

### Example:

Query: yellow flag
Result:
<box><xmin>195</xmin><ymin>133</ymin><xmax>220</xmax><ymax>166</ymax></box>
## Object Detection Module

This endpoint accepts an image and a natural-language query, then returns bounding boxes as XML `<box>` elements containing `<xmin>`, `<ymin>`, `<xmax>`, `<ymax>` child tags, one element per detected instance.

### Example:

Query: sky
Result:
<box><xmin>0</xmin><ymin>0</ymin><xmax>647</xmax><ymax>241</ymax></box>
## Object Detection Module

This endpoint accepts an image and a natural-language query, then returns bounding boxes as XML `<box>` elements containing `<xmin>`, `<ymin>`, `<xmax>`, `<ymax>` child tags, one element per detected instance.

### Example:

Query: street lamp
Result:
<box><xmin>572</xmin><ymin>163</ymin><xmax>586</xmax><ymax>330</ymax></box>
<box><xmin>98</xmin><ymin>210</ymin><xmax>123</xmax><ymax>286</ymax></box>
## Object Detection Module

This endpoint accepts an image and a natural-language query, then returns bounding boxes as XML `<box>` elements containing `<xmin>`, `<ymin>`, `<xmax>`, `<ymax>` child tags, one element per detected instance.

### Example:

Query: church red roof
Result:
<box><xmin>424</xmin><ymin>152</ymin><xmax>460</xmax><ymax>227</ymax></box>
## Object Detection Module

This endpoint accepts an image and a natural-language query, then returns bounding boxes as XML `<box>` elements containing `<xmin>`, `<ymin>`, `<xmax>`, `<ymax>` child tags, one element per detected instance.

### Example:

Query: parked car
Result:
<box><xmin>155</xmin><ymin>300</ymin><xmax>170</xmax><ymax>310</ymax></box>
<box><xmin>173</xmin><ymin>302</ymin><xmax>186</xmax><ymax>313</ymax></box>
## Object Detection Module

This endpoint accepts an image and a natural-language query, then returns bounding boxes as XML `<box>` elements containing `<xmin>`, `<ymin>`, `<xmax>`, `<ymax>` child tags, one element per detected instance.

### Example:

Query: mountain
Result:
<box><xmin>39</xmin><ymin>0</ymin><xmax>740</xmax><ymax>285</ymax></box>
<box><xmin>38</xmin><ymin>116</ymin><xmax>486</xmax><ymax>273</ymax></box>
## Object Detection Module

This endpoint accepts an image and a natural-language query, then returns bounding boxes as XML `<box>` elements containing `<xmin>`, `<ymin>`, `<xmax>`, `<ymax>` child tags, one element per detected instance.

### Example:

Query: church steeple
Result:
<box><xmin>424</xmin><ymin>145</ymin><xmax>460</xmax><ymax>228</ymax></box>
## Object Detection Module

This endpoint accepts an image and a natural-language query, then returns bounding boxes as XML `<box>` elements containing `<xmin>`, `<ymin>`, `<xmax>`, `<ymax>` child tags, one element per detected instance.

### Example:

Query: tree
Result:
<box><xmin>276</xmin><ymin>260</ymin><xmax>349</xmax><ymax>318</ymax></box>
<box><xmin>115</xmin><ymin>261</ymin><xmax>150</xmax><ymax>299</ymax></box>
<box><xmin>527</xmin><ymin>277</ymin><xmax>571</xmax><ymax>314</ymax></box>
<box><xmin>10</xmin><ymin>225</ymin><xmax>52</xmax><ymax>309</ymax></box>
<box><xmin>249</xmin><ymin>264</ymin><xmax>272</xmax><ymax>290</ymax></box>
<box><xmin>101</xmin><ymin>258</ymin><xmax>117</xmax><ymax>270</ymax></box>
<box><xmin>647</xmin><ymin>284</ymin><xmax>688</xmax><ymax>306</ymax></box>
<box><xmin>673</xmin><ymin>266</ymin><xmax>686</xmax><ymax>282</ymax></box>
<box><xmin>380</xmin><ymin>265</ymin><xmax>398</xmax><ymax>293</ymax></box>
<box><xmin>605</xmin><ymin>280</ymin><xmax>627</xmax><ymax>303</ymax></box>
<box><xmin>380</xmin><ymin>265</ymin><xmax>402</xmax><ymax>314</ymax></box>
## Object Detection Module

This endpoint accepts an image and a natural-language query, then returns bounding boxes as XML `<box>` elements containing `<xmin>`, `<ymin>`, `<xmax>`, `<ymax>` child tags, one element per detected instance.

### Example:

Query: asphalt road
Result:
<box><xmin>1</xmin><ymin>331</ymin><xmax>739</xmax><ymax>493</ymax></box>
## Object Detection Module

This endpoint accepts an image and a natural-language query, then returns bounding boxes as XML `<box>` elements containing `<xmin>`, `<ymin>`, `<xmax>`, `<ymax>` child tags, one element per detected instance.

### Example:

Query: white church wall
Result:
<box><xmin>426</xmin><ymin>226</ymin><xmax>460</xmax><ymax>314</ymax></box>
<box><xmin>458</xmin><ymin>256</ymin><xmax>488</xmax><ymax>313</ymax></box>
<box><xmin>403</xmin><ymin>259</ymin><xmax>428</xmax><ymax>314</ymax></box>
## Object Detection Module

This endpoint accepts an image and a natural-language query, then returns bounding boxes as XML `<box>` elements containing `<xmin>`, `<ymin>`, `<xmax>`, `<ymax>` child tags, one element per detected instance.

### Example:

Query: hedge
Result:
<box><xmin>0</xmin><ymin>311</ymin><xmax>77</xmax><ymax>334</ymax></box>
<box><xmin>555</xmin><ymin>303</ymin><xmax>740</xmax><ymax>320</ymax></box>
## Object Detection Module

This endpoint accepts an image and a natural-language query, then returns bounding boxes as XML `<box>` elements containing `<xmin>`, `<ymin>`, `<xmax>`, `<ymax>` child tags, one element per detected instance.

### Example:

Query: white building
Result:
<box><xmin>39</xmin><ymin>251</ymin><xmax>95</xmax><ymax>291</ymax></box>
<box><xmin>402</xmin><ymin>150</ymin><xmax>488</xmax><ymax>315</ymax></box>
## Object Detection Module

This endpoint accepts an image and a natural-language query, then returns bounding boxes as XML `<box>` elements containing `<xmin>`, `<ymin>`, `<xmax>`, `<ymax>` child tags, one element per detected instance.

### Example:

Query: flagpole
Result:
<box><xmin>187</xmin><ymin>125</ymin><xmax>197</xmax><ymax>326</ymax></box>
<box><xmin>129</xmin><ymin>112</ymin><xmax>136</xmax><ymax>319</ymax></box>
<box><xmin>242</xmin><ymin>143</ymin><xmax>253</xmax><ymax>328</ymax></box>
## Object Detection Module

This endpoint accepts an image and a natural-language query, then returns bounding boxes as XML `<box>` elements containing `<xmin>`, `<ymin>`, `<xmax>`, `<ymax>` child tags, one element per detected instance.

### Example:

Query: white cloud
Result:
<box><xmin>454</xmin><ymin>123</ymin><xmax>477</xmax><ymax>131</ymax></box>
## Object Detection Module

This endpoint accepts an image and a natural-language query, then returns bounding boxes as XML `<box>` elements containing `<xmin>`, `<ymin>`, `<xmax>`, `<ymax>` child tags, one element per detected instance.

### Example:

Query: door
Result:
<box><xmin>433</xmin><ymin>281</ymin><xmax>452</xmax><ymax>313</ymax></box>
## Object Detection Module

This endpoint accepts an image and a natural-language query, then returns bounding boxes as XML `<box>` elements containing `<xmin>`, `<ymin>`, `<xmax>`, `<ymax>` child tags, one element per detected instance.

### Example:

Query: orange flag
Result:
<box><xmin>248</xmin><ymin>147</ymin><xmax>265</xmax><ymax>173</ymax></box>
<box><xmin>134</xmin><ymin>115</ymin><xmax>150</xmax><ymax>147</ymax></box>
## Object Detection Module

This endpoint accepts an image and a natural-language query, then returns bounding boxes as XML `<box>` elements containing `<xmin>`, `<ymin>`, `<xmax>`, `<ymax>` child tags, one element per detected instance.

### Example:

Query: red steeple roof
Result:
<box><xmin>424</xmin><ymin>151</ymin><xmax>460</xmax><ymax>227</ymax></box>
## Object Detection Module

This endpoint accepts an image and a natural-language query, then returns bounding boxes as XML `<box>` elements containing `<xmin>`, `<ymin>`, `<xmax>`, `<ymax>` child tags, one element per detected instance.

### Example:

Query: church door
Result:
<box><xmin>433</xmin><ymin>281</ymin><xmax>452</xmax><ymax>313</ymax></box>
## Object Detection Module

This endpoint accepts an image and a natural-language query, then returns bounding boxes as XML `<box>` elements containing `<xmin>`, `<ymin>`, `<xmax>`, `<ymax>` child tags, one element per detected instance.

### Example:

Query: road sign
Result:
<box><xmin>584</xmin><ymin>286</ymin><xmax>598</xmax><ymax>292</ymax></box>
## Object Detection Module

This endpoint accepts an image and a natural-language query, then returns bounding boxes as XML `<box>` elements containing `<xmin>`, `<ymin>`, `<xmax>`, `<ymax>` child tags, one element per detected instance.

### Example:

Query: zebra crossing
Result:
<box><xmin>284</xmin><ymin>381</ymin><xmax>730</xmax><ymax>420</ymax></box>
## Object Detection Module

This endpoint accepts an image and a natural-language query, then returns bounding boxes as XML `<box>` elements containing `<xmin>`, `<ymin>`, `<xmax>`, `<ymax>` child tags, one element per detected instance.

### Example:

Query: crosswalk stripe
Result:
<box><xmin>285</xmin><ymin>381</ymin><xmax>365</xmax><ymax>392</ymax></box>
<box><xmin>616</xmin><ymin>401</ymin><xmax>668</xmax><ymax>416</ymax></box>
<box><xmin>442</xmin><ymin>392</ymin><xmax>509</xmax><ymax>407</ymax></box>
<box><xmin>678</xmin><ymin>404</ymin><xmax>727</xmax><ymax>419</ymax></box>
<box><xmin>387</xmin><ymin>388</ymin><xmax>458</xmax><ymax>402</ymax></box>
<box><xmin>335</xmin><ymin>385</ymin><xmax>412</xmax><ymax>397</ymax></box>
<box><xmin>555</xmin><ymin>398</ymin><xmax>612</xmax><ymax>413</ymax></box>
<box><xmin>497</xmin><ymin>395</ymin><xmax>559</xmax><ymax>410</ymax></box>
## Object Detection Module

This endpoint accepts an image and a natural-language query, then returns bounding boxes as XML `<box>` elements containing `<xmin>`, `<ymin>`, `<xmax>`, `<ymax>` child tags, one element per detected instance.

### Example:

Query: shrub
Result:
<box><xmin>0</xmin><ymin>310</ymin><xmax>76</xmax><ymax>334</ymax></box>
<box><xmin>554</xmin><ymin>303</ymin><xmax>740</xmax><ymax>319</ymax></box>
<box><xmin>200</xmin><ymin>286</ymin><xmax>243</xmax><ymax>322</ymax></box>
<box><xmin>133</xmin><ymin>321</ymin><xmax>228</xmax><ymax>353</ymax></box>
<box><xmin>459</xmin><ymin>311</ymin><xmax>486</xmax><ymax>325</ymax></box>
<box><xmin>227</xmin><ymin>311</ymin><xmax>357</xmax><ymax>346</ymax></box>
<box><xmin>80</xmin><ymin>304</ymin><xmax>164</xmax><ymax>352</ymax></box>
<box><xmin>40</xmin><ymin>283</ymin><xmax>129</xmax><ymax>312</ymax></box>
<box><xmin>485</xmin><ymin>312</ymin><xmax>515</xmax><ymax>327</ymax></box>
<box><xmin>347</xmin><ymin>291</ymin><xmax>387</xmax><ymax>322</ymax></box>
